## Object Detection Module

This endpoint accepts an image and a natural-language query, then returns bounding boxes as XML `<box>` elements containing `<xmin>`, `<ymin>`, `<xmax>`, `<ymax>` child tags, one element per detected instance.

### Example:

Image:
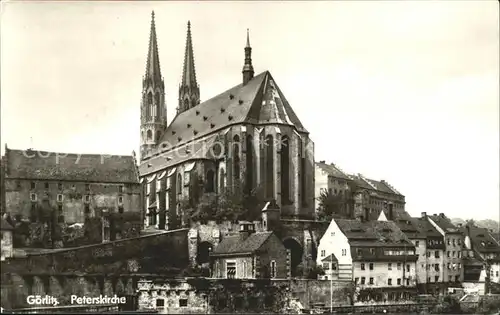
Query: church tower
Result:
<box><xmin>178</xmin><ymin>21</ymin><xmax>200</xmax><ymax>114</ymax></box>
<box><xmin>140</xmin><ymin>11</ymin><xmax>167</xmax><ymax>160</ymax></box>
<box><xmin>242</xmin><ymin>29</ymin><xmax>254</xmax><ymax>85</ymax></box>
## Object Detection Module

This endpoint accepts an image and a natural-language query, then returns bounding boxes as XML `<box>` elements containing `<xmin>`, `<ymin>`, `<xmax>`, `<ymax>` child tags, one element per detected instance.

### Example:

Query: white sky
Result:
<box><xmin>1</xmin><ymin>1</ymin><xmax>499</xmax><ymax>221</ymax></box>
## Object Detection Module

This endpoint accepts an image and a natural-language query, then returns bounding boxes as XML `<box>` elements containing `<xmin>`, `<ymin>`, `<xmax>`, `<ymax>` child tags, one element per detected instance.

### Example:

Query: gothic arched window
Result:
<box><xmin>266</xmin><ymin>135</ymin><xmax>274</xmax><ymax>199</ymax></box>
<box><xmin>177</xmin><ymin>173</ymin><xmax>182</xmax><ymax>197</ymax></box>
<box><xmin>259</xmin><ymin>132</ymin><xmax>266</xmax><ymax>192</ymax></box>
<box><xmin>147</xmin><ymin>130</ymin><xmax>152</xmax><ymax>141</ymax></box>
<box><xmin>219</xmin><ymin>168</ymin><xmax>226</xmax><ymax>192</ymax></box>
<box><xmin>245</xmin><ymin>135</ymin><xmax>254</xmax><ymax>194</ymax></box>
<box><xmin>298</xmin><ymin>137</ymin><xmax>306</xmax><ymax>206</ymax></box>
<box><xmin>233</xmin><ymin>135</ymin><xmax>240</xmax><ymax>182</ymax></box>
<box><xmin>155</xmin><ymin>92</ymin><xmax>161</xmax><ymax>118</ymax></box>
<box><xmin>206</xmin><ymin>170</ymin><xmax>215</xmax><ymax>193</ymax></box>
<box><xmin>280</xmin><ymin>135</ymin><xmax>290</xmax><ymax>204</ymax></box>
<box><xmin>147</xmin><ymin>92</ymin><xmax>153</xmax><ymax>118</ymax></box>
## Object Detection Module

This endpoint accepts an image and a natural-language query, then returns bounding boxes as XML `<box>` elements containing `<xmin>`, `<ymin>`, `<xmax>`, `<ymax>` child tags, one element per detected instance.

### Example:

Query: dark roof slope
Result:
<box><xmin>4</xmin><ymin>148</ymin><xmax>139</xmax><ymax>183</ymax></box>
<box><xmin>316</xmin><ymin>162</ymin><xmax>351</xmax><ymax>181</ymax></box>
<box><xmin>322</xmin><ymin>253</ymin><xmax>338</xmax><ymax>262</ymax></box>
<box><xmin>429</xmin><ymin>214</ymin><xmax>461</xmax><ymax>234</ymax></box>
<box><xmin>336</xmin><ymin>219</ymin><xmax>413</xmax><ymax>247</ymax></box>
<box><xmin>411</xmin><ymin>217</ymin><xmax>443</xmax><ymax>238</ymax></box>
<box><xmin>461</xmin><ymin>224</ymin><xmax>500</xmax><ymax>254</ymax></box>
<box><xmin>349</xmin><ymin>174</ymin><xmax>402</xmax><ymax>196</ymax></box>
<box><xmin>211</xmin><ymin>231</ymin><xmax>273</xmax><ymax>256</ymax></box>
<box><xmin>0</xmin><ymin>217</ymin><xmax>14</xmax><ymax>230</ymax></box>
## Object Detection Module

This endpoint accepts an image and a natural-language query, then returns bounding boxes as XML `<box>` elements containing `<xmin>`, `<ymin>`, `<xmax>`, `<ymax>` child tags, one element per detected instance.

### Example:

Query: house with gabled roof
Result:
<box><xmin>210</xmin><ymin>221</ymin><xmax>289</xmax><ymax>279</ymax></box>
<box><xmin>317</xmin><ymin>217</ymin><xmax>418</xmax><ymax>291</ymax></box>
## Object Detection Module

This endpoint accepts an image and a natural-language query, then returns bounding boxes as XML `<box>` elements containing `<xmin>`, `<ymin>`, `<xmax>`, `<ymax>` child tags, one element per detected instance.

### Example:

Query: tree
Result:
<box><xmin>316</xmin><ymin>190</ymin><xmax>351</xmax><ymax>221</ymax></box>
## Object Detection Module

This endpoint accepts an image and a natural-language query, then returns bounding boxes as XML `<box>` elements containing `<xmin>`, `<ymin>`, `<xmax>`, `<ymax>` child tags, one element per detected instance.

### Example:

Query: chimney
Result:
<box><xmin>319</xmin><ymin>160</ymin><xmax>325</xmax><ymax>164</ymax></box>
<box><xmin>239</xmin><ymin>222</ymin><xmax>255</xmax><ymax>241</ymax></box>
<box><xmin>421</xmin><ymin>212</ymin><xmax>427</xmax><ymax>218</ymax></box>
<box><xmin>439</xmin><ymin>213</ymin><xmax>445</xmax><ymax>218</ymax></box>
<box><xmin>262</xmin><ymin>200</ymin><xmax>281</xmax><ymax>231</ymax></box>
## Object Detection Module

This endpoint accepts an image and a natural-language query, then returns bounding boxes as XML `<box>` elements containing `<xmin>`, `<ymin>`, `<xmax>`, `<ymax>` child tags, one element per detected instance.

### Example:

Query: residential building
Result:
<box><xmin>1</xmin><ymin>145</ymin><xmax>141</xmax><ymax>224</ymax></box>
<box><xmin>427</xmin><ymin>213</ymin><xmax>463</xmax><ymax>283</ymax></box>
<box><xmin>1</xmin><ymin>217</ymin><xmax>14</xmax><ymax>260</ymax></box>
<box><xmin>210</xmin><ymin>221</ymin><xmax>289</xmax><ymax>279</ymax></box>
<box><xmin>314</xmin><ymin>161</ymin><xmax>405</xmax><ymax>221</ymax></box>
<box><xmin>461</xmin><ymin>222</ymin><xmax>500</xmax><ymax>284</ymax></box>
<box><xmin>138</xmin><ymin>14</ymin><xmax>316</xmax><ymax>233</ymax></box>
<box><xmin>411</xmin><ymin>214</ymin><xmax>446</xmax><ymax>293</ymax></box>
<box><xmin>320</xmin><ymin>253</ymin><xmax>339</xmax><ymax>280</ymax></box>
<box><xmin>317</xmin><ymin>218</ymin><xmax>418</xmax><ymax>289</ymax></box>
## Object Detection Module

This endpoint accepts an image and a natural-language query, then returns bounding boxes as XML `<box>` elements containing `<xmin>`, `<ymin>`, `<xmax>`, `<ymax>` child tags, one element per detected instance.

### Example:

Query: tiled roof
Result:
<box><xmin>4</xmin><ymin>148</ymin><xmax>139</xmax><ymax>183</ymax></box>
<box><xmin>336</xmin><ymin>219</ymin><xmax>413</xmax><ymax>247</ymax></box>
<box><xmin>429</xmin><ymin>214</ymin><xmax>461</xmax><ymax>234</ymax></box>
<box><xmin>0</xmin><ymin>217</ymin><xmax>13</xmax><ymax>230</ymax></box>
<box><xmin>321</xmin><ymin>253</ymin><xmax>338</xmax><ymax>262</ymax></box>
<box><xmin>393</xmin><ymin>216</ymin><xmax>427</xmax><ymax>239</ymax></box>
<box><xmin>315</xmin><ymin>162</ymin><xmax>350</xmax><ymax>181</ymax></box>
<box><xmin>460</xmin><ymin>225</ymin><xmax>500</xmax><ymax>254</ymax></box>
<box><xmin>141</xmin><ymin>71</ymin><xmax>307</xmax><ymax>168</ymax></box>
<box><xmin>349</xmin><ymin>174</ymin><xmax>402</xmax><ymax>196</ymax></box>
<box><xmin>211</xmin><ymin>231</ymin><xmax>273</xmax><ymax>256</ymax></box>
<box><xmin>139</xmin><ymin>132</ymin><xmax>219</xmax><ymax>176</ymax></box>
<box><xmin>411</xmin><ymin>217</ymin><xmax>442</xmax><ymax>238</ymax></box>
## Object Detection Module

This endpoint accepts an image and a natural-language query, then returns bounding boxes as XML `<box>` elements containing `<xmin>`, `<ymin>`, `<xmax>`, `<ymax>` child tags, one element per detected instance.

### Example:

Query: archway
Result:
<box><xmin>283</xmin><ymin>238</ymin><xmax>303</xmax><ymax>277</ymax></box>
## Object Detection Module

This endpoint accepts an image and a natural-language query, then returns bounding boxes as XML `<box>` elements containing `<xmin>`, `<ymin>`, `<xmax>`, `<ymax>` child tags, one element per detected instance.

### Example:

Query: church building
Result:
<box><xmin>138</xmin><ymin>12</ymin><xmax>315</xmax><ymax>231</ymax></box>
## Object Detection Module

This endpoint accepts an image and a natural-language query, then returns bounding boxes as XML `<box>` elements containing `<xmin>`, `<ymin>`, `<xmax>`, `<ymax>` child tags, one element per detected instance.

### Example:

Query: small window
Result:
<box><xmin>84</xmin><ymin>195</ymin><xmax>90</xmax><ymax>202</ymax></box>
<box><xmin>388</xmin><ymin>263</ymin><xmax>392</xmax><ymax>270</ymax></box>
<box><xmin>270</xmin><ymin>260</ymin><xmax>277</xmax><ymax>278</ymax></box>
<box><xmin>361</xmin><ymin>263</ymin><xmax>365</xmax><ymax>270</ymax></box>
<box><xmin>415</xmin><ymin>241</ymin><xmax>420</xmax><ymax>247</ymax></box>
<box><xmin>388</xmin><ymin>278</ymin><xmax>392</xmax><ymax>285</ymax></box>
<box><xmin>118</xmin><ymin>206</ymin><xmax>124</xmax><ymax>214</ymax></box>
<box><xmin>119</xmin><ymin>185</ymin><xmax>123</xmax><ymax>193</ymax></box>
<box><xmin>58</xmin><ymin>183</ymin><xmax>63</xmax><ymax>190</ymax></box>
<box><xmin>31</xmin><ymin>182</ymin><xmax>36</xmax><ymax>189</ymax></box>
<box><xmin>85</xmin><ymin>184</ymin><xmax>90</xmax><ymax>191</ymax></box>
<box><xmin>360</xmin><ymin>277</ymin><xmax>365</xmax><ymax>285</ymax></box>
<box><xmin>342</xmin><ymin>249</ymin><xmax>347</xmax><ymax>256</ymax></box>
<box><xmin>44</xmin><ymin>182</ymin><xmax>49</xmax><ymax>189</ymax></box>
<box><xmin>323</xmin><ymin>263</ymin><xmax>330</xmax><ymax>270</ymax></box>
<box><xmin>370</xmin><ymin>248</ymin><xmax>375</xmax><ymax>255</ymax></box>
<box><xmin>57</xmin><ymin>194</ymin><xmax>63</xmax><ymax>202</ymax></box>
<box><xmin>156</xmin><ymin>299</ymin><xmax>165</xmax><ymax>307</ymax></box>
<box><xmin>406</xmin><ymin>264</ymin><xmax>410</xmax><ymax>272</ymax></box>
<box><xmin>58</xmin><ymin>204</ymin><xmax>63</xmax><ymax>213</ymax></box>
<box><xmin>435</xmin><ymin>251</ymin><xmax>440</xmax><ymax>258</ymax></box>
<box><xmin>435</xmin><ymin>276</ymin><xmax>439</xmax><ymax>282</ymax></box>
<box><xmin>406</xmin><ymin>279</ymin><xmax>410</xmax><ymax>286</ymax></box>
<box><xmin>397</xmin><ymin>278</ymin><xmax>401</xmax><ymax>285</ymax></box>
<box><xmin>369</xmin><ymin>277</ymin><xmax>374</xmax><ymax>285</ymax></box>
<box><xmin>332</xmin><ymin>263</ymin><xmax>337</xmax><ymax>270</ymax></box>
<box><xmin>226</xmin><ymin>261</ymin><xmax>236</xmax><ymax>279</ymax></box>
<box><xmin>321</xmin><ymin>250</ymin><xmax>325</xmax><ymax>257</ymax></box>
<box><xmin>118</xmin><ymin>196</ymin><xmax>123</xmax><ymax>204</ymax></box>
<box><xmin>179</xmin><ymin>299</ymin><xmax>188</xmax><ymax>307</ymax></box>
<box><xmin>30</xmin><ymin>193</ymin><xmax>37</xmax><ymax>201</ymax></box>
<box><xmin>369</xmin><ymin>263</ymin><xmax>373</xmax><ymax>270</ymax></box>
<box><xmin>397</xmin><ymin>263</ymin><xmax>401</xmax><ymax>270</ymax></box>
<box><xmin>354</xmin><ymin>277</ymin><xmax>359</xmax><ymax>284</ymax></box>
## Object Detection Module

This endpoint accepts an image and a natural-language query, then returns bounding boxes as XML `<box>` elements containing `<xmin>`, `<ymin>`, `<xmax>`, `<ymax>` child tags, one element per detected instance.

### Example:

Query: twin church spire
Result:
<box><xmin>141</xmin><ymin>11</ymin><xmax>254</xmax><ymax>120</ymax></box>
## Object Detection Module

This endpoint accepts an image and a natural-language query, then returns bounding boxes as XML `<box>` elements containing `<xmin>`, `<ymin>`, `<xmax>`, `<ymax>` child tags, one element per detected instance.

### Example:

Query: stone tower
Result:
<box><xmin>140</xmin><ymin>11</ymin><xmax>167</xmax><ymax>160</ymax></box>
<box><xmin>177</xmin><ymin>21</ymin><xmax>200</xmax><ymax>114</ymax></box>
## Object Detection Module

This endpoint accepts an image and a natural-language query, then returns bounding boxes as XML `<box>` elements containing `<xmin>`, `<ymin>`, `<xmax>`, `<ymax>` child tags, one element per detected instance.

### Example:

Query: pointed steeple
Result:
<box><xmin>178</xmin><ymin>21</ymin><xmax>200</xmax><ymax>114</ymax></box>
<box><xmin>182</xmin><ymin>21</ymin><xmax>198</xmax><ymax>87</ymax></box>
<box><xmin>145</xmin><ymin>11</ymin><xmax>162</xmax><ymax>82</ymax></box>
<box><xmin>242</xmin><ymin>28</ymin><xmax>254</xmax><ymax>85</ymax></box>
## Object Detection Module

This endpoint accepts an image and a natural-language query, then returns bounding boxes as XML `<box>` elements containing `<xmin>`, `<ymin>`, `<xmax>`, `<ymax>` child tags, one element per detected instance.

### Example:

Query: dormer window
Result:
<box><xmin>193</xmin><ymin>130</ymin><xmax>198</xmax><ymax>135</ymax></box>
<box><xmin>187</xmin><ymin>124</ymin><xmax>191</xmax><ymax>128</ymax></box>
<box><xmin>229</xmin><ymin>94</ymin><xmax>234</xmax><ymax>100</ymax></box>
<box><xmin>195</xmin><ymin>110</ymin><xmax>200</xmax><ymax>115</ymax></box>
<box><xmin>228</xmin><ymin>115</ymin><xmax>233</xmax><ymax>121</ymax></box>
<box><xmin>210</xmin><ymin>123</ymin><xmax>215</xmax><ymax>128</ymax></box>
<box><xmin>203</xmin><ymin>116</ymin><xmax>208</xmax><ymax>121</ymax></box>
<box><xmin>172</xmin><ymin>131</ymin><xmax>176</xmax><ymax>135</ymax></box>
<box><xmin>220</xmin><ymin>108</ymin><xmax>225</xmax><ymax>113</ymax></box>
<box><xmin>238</xmin><ymin>100</ymin><xmax>243</xmax><ymax>105</ymax></box>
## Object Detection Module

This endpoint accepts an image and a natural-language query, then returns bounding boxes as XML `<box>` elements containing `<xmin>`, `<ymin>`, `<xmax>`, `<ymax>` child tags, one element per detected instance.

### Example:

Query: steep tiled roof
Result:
<box><xmin>141</xmin><ymin>71</ymin><xmax>307</xmax><ymax>166</ymax></box>
<box><xmin>411</xmin><ymin>217</ymin><xmax>442</xmax><ymax>238</ymax></box>
<box><xmin>315</xmin><ymin>162</ymin><xmax>350</xmax><ymax>181</ymax></box>
<box><xmin>4</xmin><ymin>148</ymin><xmax>139</xmax><ymax>183</ymax></box>
<box><xmin>0</xmin><ymin>217</ymin><xmax>14</xmax><ymax>230</ymax></box>
<box><xmin>460</xmin><ymin>224</ymin><xmax>500</xmax><ymax>254</ymax></box>
<box><xmin>349</xmin><ymin>174</ymin><xmax>402</xmax><ymax>196</ymax></box>
<box><xmin>336</xmin><ymin>219</ymin><xmax>413</xmax><ymax>247</ymax></box>
<box><xmin>394</xmin><ymin>216</ymin><xmax>427</xmax><ymax>239</ymax></box>
<box><xmin>429</xmin><ymin>214</ymin><xmax>461</xmax><ymax>234</ymax></box>
<box><xmin>211</xmin><ymin>231</ymin><xmax>273</xmax><ymax>256</ymax></box>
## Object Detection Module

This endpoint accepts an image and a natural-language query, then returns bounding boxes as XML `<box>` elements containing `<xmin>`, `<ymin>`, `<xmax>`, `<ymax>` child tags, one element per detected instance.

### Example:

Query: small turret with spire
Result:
<box><xmin>242</xmin><ymin>29</ymin><xmax>254</xmax><ymax>85</ymax></box>
<box><xmin>140</xmin><ymin>11</ymin><xmax>167</xmax><ymax>161</ymax></box>
<box><xmin>178</xmin><ymin>21</ymin><xmax>200</xmax><ymax>114</ymax></box>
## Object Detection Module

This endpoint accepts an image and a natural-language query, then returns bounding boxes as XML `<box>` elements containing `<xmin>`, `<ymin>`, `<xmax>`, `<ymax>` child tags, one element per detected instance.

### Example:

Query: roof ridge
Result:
<box><xmin>8</xmin><ymin>148</ymin><xmax>134</xmax><ymax>159</ymax></box>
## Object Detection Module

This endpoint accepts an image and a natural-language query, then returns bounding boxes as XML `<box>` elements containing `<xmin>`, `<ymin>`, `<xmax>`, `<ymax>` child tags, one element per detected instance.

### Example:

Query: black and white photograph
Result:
<box><xmin>0</xmin><ymin>1</ymin><xmax>499</xmax><ymax>314</ymax></box>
